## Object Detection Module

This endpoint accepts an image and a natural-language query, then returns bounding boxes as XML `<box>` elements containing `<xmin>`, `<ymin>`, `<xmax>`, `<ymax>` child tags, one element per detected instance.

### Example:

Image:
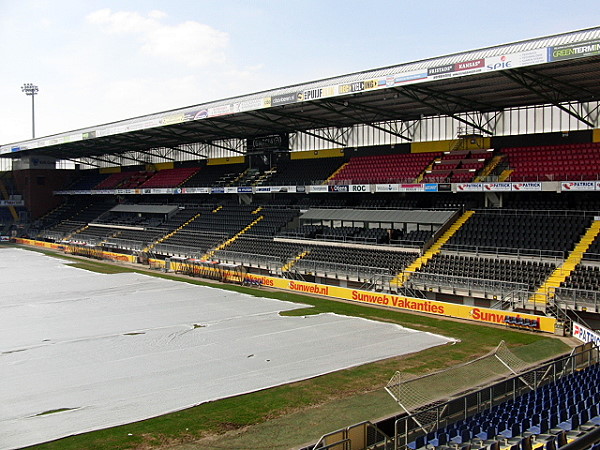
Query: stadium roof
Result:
<box><xmin>3</xmin><ymin>26</ymin><xmax>600</xmax><ymax>161</ymax></box>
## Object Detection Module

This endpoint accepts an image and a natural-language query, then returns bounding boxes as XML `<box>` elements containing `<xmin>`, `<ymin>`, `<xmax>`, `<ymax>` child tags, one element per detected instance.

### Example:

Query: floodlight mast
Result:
<box><xmin>21</xmin><ymin>83</ymin><xmax>39</xmax><ymax>139</ymax></box>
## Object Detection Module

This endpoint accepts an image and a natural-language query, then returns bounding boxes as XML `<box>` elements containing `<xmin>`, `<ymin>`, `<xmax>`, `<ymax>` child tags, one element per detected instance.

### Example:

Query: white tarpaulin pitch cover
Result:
<box><xmin>0</xmin><ymin>248</ymin><xmax>454</xmax><ymax>449</ymax></box>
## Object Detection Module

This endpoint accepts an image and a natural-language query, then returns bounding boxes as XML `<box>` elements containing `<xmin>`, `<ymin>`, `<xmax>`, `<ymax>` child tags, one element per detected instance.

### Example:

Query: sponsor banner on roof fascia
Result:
<box><xmin>572</xmin><ymin>322</ymin><xmax>600</xmax><ymax>347</ymax></box>
<box><xmin>375</xmin><ymin>183</ymin><xmax>400</xmax><ymax>192</ymax></box>
<box><xmin>350</xmin><ymin>184</ymin><xmax>370</xmax><ymax>193</ymax></box>
<box><xmin>232</xmin><ymin>97</ymin><xmax>266</xmax><ymax>113</ymax></box>
<box><xmin>512</xmin><ymin>182</ymin><xmax>542</xmax><ymax>191</ymax></box>
<box><xmin>297</xmin><ymin>85</ymin><xmax>336</xmax><ymax>102</ymax></box>
<box><xmin>549</xmin><ymin>39</ymin><xmax>600</xmax><ymax>62</ymax></box>
<box><xmin>338</xmin><ymin>79</ymin><xmax>380</xmax><ymax>95</ymax></box>
<box><xmin>483</xmin><ymin>182</ymin><xmax>512</xmax><ymax>192</ymax></box>
<box><xmin>308</xmin><ymin>185</ymin><xmax>329</xmax><ymax>193</ymax></box>
<box><xmin>383</xmin><ymin>70</ymin><xmax>428</xmax><ymax>87</ymax></box>
<box><xmin>271</xmin><ymin>92</ymin><xmax>297</xmax><ymax>107</ymax></box>
<box><xmin>456</xmin><ymin>183</ymin><xmax>483</xmax><ymax>192</ymax></box>
<box><xmin>208</xmin><ymin>104</ymin><xmax>233</xmax><ymax>118</ymax></box>
<box><xmin>485</xmin><ymin>48</ymin><xmax>547</xmax><ymax>73</ymax></box>
<box><xmin>561</xmin><ymin>181</ymin><xmax>596</xmax><ymax>191</ymax></box>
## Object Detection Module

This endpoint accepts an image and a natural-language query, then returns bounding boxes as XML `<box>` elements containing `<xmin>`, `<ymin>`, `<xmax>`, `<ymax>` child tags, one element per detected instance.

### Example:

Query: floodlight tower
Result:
<box><xmin>21</xmin><ymin>83</ymin><xmax>39</xmax><ymax>138</ymax></box>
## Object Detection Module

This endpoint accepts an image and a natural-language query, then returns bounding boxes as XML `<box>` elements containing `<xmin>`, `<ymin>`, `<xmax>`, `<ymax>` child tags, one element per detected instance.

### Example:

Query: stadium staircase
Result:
<box><xmin>391</xmin><ymin>210</ymin><xmax>475</xmax><ymax>287</ymax></box>
<box><xmin>201</xmin><ymin>215</ymin><xmax>264</xmax><ymax>260</ymax></box>
<box><xmin>474</xmin><ymin>155</ymin><xmax>504</xmax><ymax>182</ymax></box>
<box><xmin>498</xmin><ymin>168</ymin><xmax>513</xmax><ymax>181</ymax></box>
<box><xmin>64</xmin><ymin>224</ymin><xmax>90</xmax><ymax>241</ymax></box>
<box><xmin>253</xmin><ymin>167</ymin><xmax>277</xmax><ymax>186</ymax></box>
<box><xmin>325</xmin><ymin>162</ymin><xmax>348</xmax><ymax>183</ymax></box>
<box><xmin>0</xmin><ymin>176</ymin><xmax>19</xmax><ymax>221</ymax></box>
<box><xmin>281</xmin><ymin>250</ymin><xmax>311</xmax><ymax>272</ymax></box>
<box><xmin>143</xmin><ymin>212</ymin><xmax>202</xmax><ymax>252</ymax></box>
<box><xmin>415</xmin><ymin>159</ymin><xmax>439</xmax><ymax>183</ymax></box>
<box><xmin>530</xmin><ymin>220</ymin><xmax>600</xmax><ymax>304</ymax></box>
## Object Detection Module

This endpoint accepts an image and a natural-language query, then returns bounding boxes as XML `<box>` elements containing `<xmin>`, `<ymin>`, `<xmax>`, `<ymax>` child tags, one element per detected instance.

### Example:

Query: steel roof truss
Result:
<box><xmin>299</xmin><ymin>129</ymin><xmax>347</xmax><ymax>147</ymax></box>
<box><xmin>164</xmin><ymin>145</ymin><xmax>207</xmax><ymax>160</ymax></box>
<box><xmin>393</xmin><ymin>86</ymin><xmax>494</xmax><ymax>135</ymax></box>
<box><xmin>500</xmin><ymin>69</ymin><xmax>596</xmax><ymax>128</ymax></box>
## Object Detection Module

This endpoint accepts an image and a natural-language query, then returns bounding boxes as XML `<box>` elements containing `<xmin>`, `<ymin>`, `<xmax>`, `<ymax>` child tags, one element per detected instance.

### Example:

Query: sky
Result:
<box><xmin>0</xmin><ymin>0</ymin><xmax>598</xmax><ymax>145</ymax></box>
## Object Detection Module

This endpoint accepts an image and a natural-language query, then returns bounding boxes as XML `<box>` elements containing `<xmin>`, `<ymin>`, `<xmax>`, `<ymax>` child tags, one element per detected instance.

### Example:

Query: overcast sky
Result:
<box><xmin>0</xmin><ymin>0</ymin><xmax>598</xmax><ymax>145</ymax></box>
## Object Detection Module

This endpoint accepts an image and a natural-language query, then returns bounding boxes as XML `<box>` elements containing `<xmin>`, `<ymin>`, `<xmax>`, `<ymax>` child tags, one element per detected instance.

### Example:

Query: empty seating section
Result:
<box><xmin>68</xmin><ymin>172</ymin><xmax>109</xmax><ymax>190</ymax></box>
<box><xmin>330</xmin><ymin>152</ymin><xmax>440</xmax><ymax>184</ymax></box>
<box><xmin>585</xmin><ymin>233</ymin><xmax>600</xmax><ymax>261</ymax></box>
<box><xmin>504</xmin><ymin>143</ymin><xmax>600</xmax><ymax>181</ymax></box>
<box><xmin>38</xmin><ymin>200</ymin><xmax>115</xmax><ymax>239</ymax></box>
<box><xmin>244</xmin><ymin>207</ymin><xmax>300</xmax><ymax>237</ymax></box>
<box><xmin>413</xmin><ymin>253</ymin><xmax>556</xmax><ymax>291</ymax></box>
<box><xmin>261</xmin><ymin>157</ymin><xmax>343</xmax><ymax>185</ymax></box>
<box><xmin>408</xmin><ymin>363</ymin><xmax>600</xmax><ymax>450</ymax></box>
<box><xmin>216</xmin><ymin>237</ymin><xmax>304</xmax><ymax>263</ymax></box>
<box><xmin>182</xmin><ymin>163</ymin><xmax>247</xmax><ymax>187</ymax></box>
<box><xmin>448</xmin><ymin>212</ymin><xmax>592</xmax><ymax>256</ymax></box>
<box><xmin>557</xmin><ymin>265</ymin><xmax>600</xmax><ymax>300</ymax></box>
<box><xmin>140</xmin><ymin>167</ymin><xmax>200</xmax><ymax>188</ymax></box>
<box><xmin>423</xmin><ymin>149</ymin><xmax>493</xmax><ymax>183</ymax></box>
<box><xmin>297</xmin><ymin>246</ymin><xmax>415</xmax><ymax>274</ymax></box>
<box><xmin>94</xmin><ymin>172</ymin><xmax>135</xmax><ymax>189</ymax></box>
<box><xmin>119</xmin><ymin>172</ymin><xmax>153</xmax><ymax>188</ymax></box>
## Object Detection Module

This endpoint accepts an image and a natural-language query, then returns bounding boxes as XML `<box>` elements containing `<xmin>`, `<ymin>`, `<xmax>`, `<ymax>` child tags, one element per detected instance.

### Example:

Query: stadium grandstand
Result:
<box><xmin>2</xmin><ymin>26</ymin><xmax>600</xmax><ymax>449</ymax></box>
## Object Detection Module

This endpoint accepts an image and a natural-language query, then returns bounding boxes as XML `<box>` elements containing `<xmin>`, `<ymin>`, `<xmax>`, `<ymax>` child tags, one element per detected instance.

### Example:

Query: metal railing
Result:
<box><xmin>293</xmin><ymin>259</ymin><xmax>398</xmax><ymax>283</ymax></box>
<box><xmin>214</xmin><ymin>250</ymin><xmax>284</xmax><ymax>272</ymax></box>
<box><xmin>403</xmin><ymin>271</ymin><xmax>532</xmax><ymax>306</ymax></box>
<box><xmin>442</xmin><ymin>243</ymin><xmax>565</xmax><ymax>261</ymax></box>
<box><xmin>151</xmin><ymin>243</ymin><xmax>208</xmax><ymax>259</ymax></box>
<box><xmin>391</xmin><ymin>344</ymin><xmax>599</xmax><ymax>450</ymax></box>
<box><xmin>551</xmin><ymin>286</ymin><xmax>600</xmax><ymax>312</ymax></box>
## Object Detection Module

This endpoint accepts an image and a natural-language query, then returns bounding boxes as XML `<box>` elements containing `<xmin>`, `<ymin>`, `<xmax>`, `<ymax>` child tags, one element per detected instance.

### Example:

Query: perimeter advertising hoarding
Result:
<box><xmin>160</xmin><ymin>261</ymin><xmax>557</xmax><ymax>333</ymax></box>
<box><xmin>511</xmin><ymin>182</ymin><xmax>542</xmax><ymax>192</ymax></box>
<box><xmin>375</xmin><ymin>184</ymin><xmax>400</xmax><ymax>192</ymax></box>
<box><xmin>181</xmin><ymin>187</ymin><xmax>211</xmax><ymax>194</ymax></box>
<box><xmin>483</xmin><ymin>182</ymin><xmax>512</xmax><ymax>192</ymax></box>
<box><xmin>572</xmin><ymin>322</ymin><xmax>600</xmax><ymax>346</ymax></box>
<box><xmin>456</xmin><ymin>183</ymin><xmax>484</xmax><ymax>192</ymax></box>
<box><xmin>328</xmin><ymin>185</ymin><xmax>349</xmax><ymax>193</ymax></box>
<box><xmin>308</xmin><ymin>185</ymin><xmax>329</xmax><ymax>193</ymax></box>
<box><xmin>561</xmin><ymin>181</ymin><xmax>596</xmax><ymax>191</ymax></box>
<box><xmin>399</xmin><ymin>184</ymin><xmax>425</xmax><ymax>192</ymax></box>
<box><xmin>350</xmin><ymin>184</ymin><xmax>370</xmax><ymax>193</ymax></box>
<box><xmin>0</xmin><ymin>200</ymin><xmax>24</xmax><ymax>206</ymax></box>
